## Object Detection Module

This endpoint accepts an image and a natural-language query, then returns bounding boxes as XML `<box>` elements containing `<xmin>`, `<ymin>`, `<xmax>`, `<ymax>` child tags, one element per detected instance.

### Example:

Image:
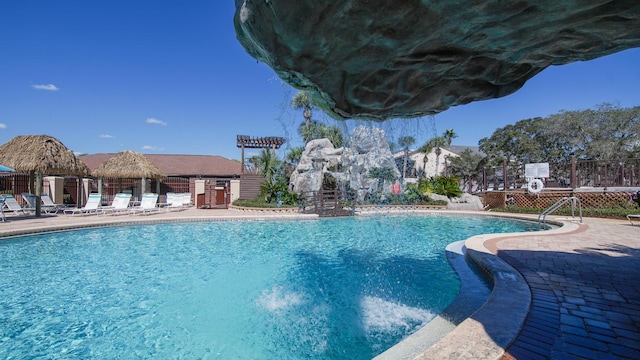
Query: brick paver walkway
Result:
<box><xmin>491</xmin><ymin>219</ymin><xmax>640</xmax><ymax>359</ymax></box>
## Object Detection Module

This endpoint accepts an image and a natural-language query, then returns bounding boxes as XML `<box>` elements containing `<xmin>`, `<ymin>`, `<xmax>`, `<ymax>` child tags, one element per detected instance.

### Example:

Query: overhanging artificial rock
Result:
<box><xmin>234</xmin><ymin>0</ymin><xmax>640</xmax><ymax>120</ymax></box>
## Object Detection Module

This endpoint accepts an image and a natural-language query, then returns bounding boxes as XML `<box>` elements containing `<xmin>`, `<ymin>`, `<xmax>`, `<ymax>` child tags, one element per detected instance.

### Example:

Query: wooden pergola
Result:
<box><xmin>237</xmin><ymin>135</ymin><xmax>286</xmax><ymax>174</ymax></box>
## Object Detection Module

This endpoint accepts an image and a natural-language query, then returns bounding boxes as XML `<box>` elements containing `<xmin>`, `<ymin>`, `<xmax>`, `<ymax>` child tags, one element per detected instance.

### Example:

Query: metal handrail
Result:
<box><xmin>538</xmin><ymin>196</ymin><xmax>583</xmax><ymax>229</ymax></box>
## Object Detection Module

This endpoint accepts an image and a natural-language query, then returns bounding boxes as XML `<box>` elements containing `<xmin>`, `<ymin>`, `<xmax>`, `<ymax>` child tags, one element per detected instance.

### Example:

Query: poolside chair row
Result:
<box><xmin>21</xmin><ymin>193</ymin><xmax>68</xmax><ymax>214</ymax></box>
<box><xmin>162</xmin><ymin>192</ymin><xmax>193</xmax><ymax>211</ymax></box>
<box><xmin>0</xmin><ymin>193</ymin><xmax>70</xmax><ymax>219</ymax></box>
<box><xmin>64</xmin><ymin>193</ymin><xmax>163</xmax><ymax>216</ymax></box>
<box><xmin>2</xmin><ymin>194</ymin><xmax>35</xmax><ymax>216</ymax></box>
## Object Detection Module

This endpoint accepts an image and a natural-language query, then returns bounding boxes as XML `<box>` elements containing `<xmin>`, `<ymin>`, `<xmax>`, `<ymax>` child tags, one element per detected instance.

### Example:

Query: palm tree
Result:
<box><xmin>397</xmin><ymin>136</ymin><xmax>415</xmax><ymax>180</ymax></box>
<box><xmin>291</xmin><ymin>91</ymin><xmax>313</xmax><ymax>127</ymax></box>
<box><xmin>255</xmin><ymin>149</ymin><xmax>281</xmax><ymax>182</ymax></box>
<box><xmin>297</xmin><ymin>120</ymin><xmax>344</xmax><ymax>147</ymax></box>
<box><xmin>419</xmin><ymin>129</ymin><xmax>458</xmax><ymax>177</ymax></box>
<box><xmin>322</xmin><ymin>124</ymin><xmax>344</xmax><ymax>148</ymax></box>
<box><xmin>297</xmin><ymin>120</ymin><xmax>322</xmax><ymax>143</ymax></box>
<box><xmin>443</xmin><ymin>128</ymin><xmax>458</xmax><ymax>148</ymax></box>
<box><xmin>285</xmin><ymin>146</ymin><xmax>305</xmax><ymax>166</ymax></box>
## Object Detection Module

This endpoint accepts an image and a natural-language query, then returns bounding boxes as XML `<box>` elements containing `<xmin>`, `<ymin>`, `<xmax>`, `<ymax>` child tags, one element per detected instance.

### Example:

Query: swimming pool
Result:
<box><xmin>0</xmin><ymin>215</ymin><xmax>539</xmax><ymax>359</ymax></box>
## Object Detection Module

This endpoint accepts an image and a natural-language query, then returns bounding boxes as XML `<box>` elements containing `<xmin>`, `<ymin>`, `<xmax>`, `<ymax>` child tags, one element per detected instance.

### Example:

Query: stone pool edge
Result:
<box><xmin>414</xmin><ymin>214</ymin><xmax>582</xmax><ymax>360</ymax></box>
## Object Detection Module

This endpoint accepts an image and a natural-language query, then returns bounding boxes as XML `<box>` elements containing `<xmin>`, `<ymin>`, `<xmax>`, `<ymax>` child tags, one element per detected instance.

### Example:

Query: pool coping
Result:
<box><xmin>413</xmin><ymin>214</ymin><xmax>582</xmax><ymax>360</ymax></box>
<box><xmin>0</xmin><ymin>209</ymin><xmax>581</xmax><ymax>359</ymax></box>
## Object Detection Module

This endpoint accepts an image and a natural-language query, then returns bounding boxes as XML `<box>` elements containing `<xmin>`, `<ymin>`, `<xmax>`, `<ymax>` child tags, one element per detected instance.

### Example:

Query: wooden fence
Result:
<box><xmin>484</xmin><ymin>189</ymin><xmax>635</xmax><ymax>210</ymax></box>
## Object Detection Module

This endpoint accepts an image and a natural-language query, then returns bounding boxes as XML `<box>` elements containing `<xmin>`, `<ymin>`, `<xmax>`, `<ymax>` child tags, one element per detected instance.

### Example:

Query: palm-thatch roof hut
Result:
<box><xmin>0</xmin><ymin>135</ymin><xmax>90</xmax><ymax>216</ymax></box>
<box><xmin>92</xmin><ymin>150</ymin><xmax>165</xmax><ymax>199</ymax></box>
<box><xmin>0</xmin><ymin>135</ymin><xmax>89</xmax><ymax>176</ymax></box>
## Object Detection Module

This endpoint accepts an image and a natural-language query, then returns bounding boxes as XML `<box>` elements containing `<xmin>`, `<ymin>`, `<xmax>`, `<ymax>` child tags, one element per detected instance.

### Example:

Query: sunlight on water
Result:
<box><xmin>257</xmin><ymin>286</ymin><xmax>306</xmax><ymax>312</ymax></box>
<box><xmin>361</xmin><ymin>296</ymin><xmax>435</xmax><ymax>335</ymax></box>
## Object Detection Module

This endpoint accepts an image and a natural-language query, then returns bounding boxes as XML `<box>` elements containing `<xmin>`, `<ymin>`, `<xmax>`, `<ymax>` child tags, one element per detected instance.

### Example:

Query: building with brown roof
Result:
<box><xmin>79</xmin><ymin>153</ymin><xmax>242</xmax><ymax>177</ymax></box>
<box><xmin>78</xmin><ymin>153</ymin><xmax>260</xmax><ymax>207</ymax></box>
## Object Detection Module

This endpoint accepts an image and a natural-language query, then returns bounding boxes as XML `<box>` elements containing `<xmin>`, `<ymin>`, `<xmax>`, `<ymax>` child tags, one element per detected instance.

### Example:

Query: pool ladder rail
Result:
<box><xmin>538</xmin><ymin>196</ymin><xmax>583</xmax><ymax>229</ymax></box>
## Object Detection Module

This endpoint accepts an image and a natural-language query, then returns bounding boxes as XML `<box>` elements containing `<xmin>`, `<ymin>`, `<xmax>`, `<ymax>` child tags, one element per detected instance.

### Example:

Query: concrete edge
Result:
<box><xmin>0</xmin><ymin>212</ymin><xmax>320</xmax><ymax>240</ymax></box>
<box><xmin>413</xmin><ymin>218</ymin><xmax>582</xmax><ymax>359</ymax></box>
<box><xmin>376</xmin><ymin>240</ymin><xmax>492</xmax><ymax>360</ymax></box>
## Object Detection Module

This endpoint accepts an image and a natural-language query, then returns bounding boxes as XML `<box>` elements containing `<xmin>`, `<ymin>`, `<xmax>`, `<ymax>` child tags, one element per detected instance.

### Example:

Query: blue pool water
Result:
<box><xmin>0</xmin><ymin>215</ymin><xmax>539</xmax><ymax>359</ymax></box>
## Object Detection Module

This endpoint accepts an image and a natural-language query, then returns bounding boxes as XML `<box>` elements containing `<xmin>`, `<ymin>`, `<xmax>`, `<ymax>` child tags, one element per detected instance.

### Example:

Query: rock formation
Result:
<box><xmin>234</xmin><ymin>1</ymin><xmax>640</xmax><ymax>120</ymax></box>
<box><xmin>289</xmin><ymin>126</ymin><xmax>400</xmax><ymax>200</ymax></box>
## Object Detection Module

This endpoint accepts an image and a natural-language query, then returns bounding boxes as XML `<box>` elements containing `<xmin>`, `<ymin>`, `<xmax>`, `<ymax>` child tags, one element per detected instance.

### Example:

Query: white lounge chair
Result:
<box><xmin>129</xmin><ymin>193</ymin><xmax>160</xmax><ymax>215</ymax></box>
<box><xmin>101</xmin><ymin>193</ymin><xmax>132</xmax><ymax>215</ymax></box>
<box><xmin>164</xmin><ymin>192</ymin><xmax>184</xmax><ymax>211</ymax></box>
<box><xmin>181</xmin><ymin>193</ymin><xmax>193</xmax><ymax>207</ymax></box>
<box><xmin>628</xmin><ymin>214</ymin><xmax>640</xmax><ymax>226</ymax></box>
<box><xmin>22</xmin><ymin>193</ymin><xmax>59</xmax><ymax>214</ymax></box>
<box><xmin>41</xmin><ymin>193</ymin><xmax>68</xmax><ymax>213</ymax></box>
<box><xmin>2</xmin><ymin>194</ymin><xmax>35</xmax><ymax>216</ymax></box>
<box><xmin>64</xmin><ymin>194</ymin><xmax>102</xmax><ymax>216</ymax></box>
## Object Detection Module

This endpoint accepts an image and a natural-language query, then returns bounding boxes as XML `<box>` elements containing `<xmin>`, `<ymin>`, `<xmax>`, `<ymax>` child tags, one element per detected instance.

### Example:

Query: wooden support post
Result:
<box><xmin>570</xmin><ymin>155</ymin><xmax>577</xmax><ymax>188</ymax></box>
<box><xmin>503</xmin><ymin>159</ymin><xmax>508</xmax><ymax>191</ymax></box>
<box><xmin>241</xmin><ymin>145</ymin><xmax>245</xmax><ymax>175</ymax></box>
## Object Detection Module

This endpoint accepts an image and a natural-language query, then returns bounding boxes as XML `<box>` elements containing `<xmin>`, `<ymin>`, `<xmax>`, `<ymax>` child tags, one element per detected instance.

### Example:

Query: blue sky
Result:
<box><xmin>1</xmin><ymin>1</ymin><xmax>639</xmax><ymax>161</ymax></box>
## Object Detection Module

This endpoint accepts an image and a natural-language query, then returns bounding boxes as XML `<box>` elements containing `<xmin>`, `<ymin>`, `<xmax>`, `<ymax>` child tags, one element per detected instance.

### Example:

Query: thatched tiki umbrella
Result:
<box><xmin>91</xmin><ymin>150</ymin><xmax>165</xmax><ymax>200</ymax></box>
<box><xmin>0</xmin><ymin>135</ymin><xmax>90</xmax><ymax>217</ymax></box>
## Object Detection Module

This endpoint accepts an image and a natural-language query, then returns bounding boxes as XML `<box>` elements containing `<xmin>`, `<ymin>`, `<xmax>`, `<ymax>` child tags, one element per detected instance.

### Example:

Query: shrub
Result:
<box><xmin>418</xmin><ymin>176</ymin><xmax>463</xmax><ymax>198</ymax></box>
<box><xmin>259</xmin><ymin>178</ymin><xmax>301</xmax><ymax>206</ymax></box>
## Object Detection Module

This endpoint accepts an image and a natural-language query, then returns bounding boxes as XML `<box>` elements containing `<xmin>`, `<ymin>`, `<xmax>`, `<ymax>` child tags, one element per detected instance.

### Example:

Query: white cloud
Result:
<box><xmin>0</xmin><ymin>123</ymin><xmax>6</xmax><ymax>129</ymax></box>
<box><xmin>141</xmin><ymin>145</ymin><xmax>165</xmax><ymax>151</ymax></box>
<box><xmin>146</xmin><ymin>117</ymin><xmax>168</xmax><ymax>126</ymax></box>
<box><xmin>32</xmin><ymin>84</ymin><xmax>59</xmax><ymax>91</ymax></box>
<box><xmin>99</xmin><ymin>134</ymin><xmax>113</xmax><ymax>139</ymax></box>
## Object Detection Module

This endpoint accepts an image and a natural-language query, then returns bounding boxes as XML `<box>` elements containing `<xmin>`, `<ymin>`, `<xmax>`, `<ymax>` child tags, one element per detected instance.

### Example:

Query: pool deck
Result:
<box><xmin>1</xmin><ymin>208</ymin><xmax>638</xmax><ymax>359</ymax></box>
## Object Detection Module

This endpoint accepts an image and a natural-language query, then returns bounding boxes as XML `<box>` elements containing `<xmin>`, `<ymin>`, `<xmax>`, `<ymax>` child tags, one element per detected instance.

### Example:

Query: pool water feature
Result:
<box><xmin>0</xmin><ymin>215</ymin><xmax>539</xmax><ymax>359</ymax></box>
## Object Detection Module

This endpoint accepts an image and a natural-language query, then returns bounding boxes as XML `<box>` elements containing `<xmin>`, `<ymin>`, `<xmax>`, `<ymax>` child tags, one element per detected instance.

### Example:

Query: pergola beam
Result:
<box><xmin>237</xmin><ymin>135</ymin><xmax>286</xmax><ymax>174</ymax></box>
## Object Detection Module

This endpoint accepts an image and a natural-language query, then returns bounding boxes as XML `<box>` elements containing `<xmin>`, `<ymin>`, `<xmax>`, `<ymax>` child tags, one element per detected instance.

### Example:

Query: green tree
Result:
<box><xmin>297</xmin><ymin>120</ymin><xmax>344</xmax><ymax>147</ymax></box>
<box><xmin>297</xmin><ymin>120</ymin><xmax>322</xmax><ymax>143</ymax></box>
<box><xmin>478</xmin><ymin>118</ymin><xmax>545</xmax><ymax>165</ymax></box>
<box><xmin>580</xmin><ymin>103</ymin><xmax>640</xmax><ymax>160</ymax></box>
<box><xmin>448</xmin><ymin>149</ymin><xmax>483</xmax><ymax>192</ymax></box>
<box><xmin>397</xmin><ymin>136</ymin><xmax>415</xmax><ymax>180</ymax></box>
<box><xmin>322</xmin><ymin>124</ymin><xmax>344</xmax><ymax>148</ymax></box>
<box><xmin>369</xmin><ymin>166</ymin><xmax>397</xmax><ymax>193</ymax></box>
<box><xmin>430</xmin><ymin>176</ymin><xmax>463</xmax><ymax>198</ymax></box>
<box><xmin>443</xmin><ymin>129</ymin><xmax>458</xmax><ymax>147</ymax></box>
<box><xmin>254</xmin><ymin>149</ymin><xmax>281</xmax><ymax>182</ymax></box>
<box><xmin>291</xmin><ymin>91</ymin><xmax>313</xmax><ymax>127</ymax></box>
<box><xmin>419</xmin><ymin>129</ymin><xmax>456</xmax><ymax>177</ymax></box>
<box><xmin>291</xmin><ymin>91</ymin><xmax>345</xmax><ymax>147</ymax></box>
<box><xmin>285</xmin><ymin>146</ymin><xmax>305</xmax><ymax>165</ymax></box>
<box><xmin>479</xmin><ymin>103</ymin><xmax>640</xmax><ymax>163</ymax></box>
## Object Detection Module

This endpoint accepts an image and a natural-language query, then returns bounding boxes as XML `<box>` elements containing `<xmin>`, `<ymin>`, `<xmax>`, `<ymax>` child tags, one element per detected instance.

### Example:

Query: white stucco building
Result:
<box><xmin>394</xmin><ymin>145</ymin><xmax>481</xmax><ymax>180</ymax></box>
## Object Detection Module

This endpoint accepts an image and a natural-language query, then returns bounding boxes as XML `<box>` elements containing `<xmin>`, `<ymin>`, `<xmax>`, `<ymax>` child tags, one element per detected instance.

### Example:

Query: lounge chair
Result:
<box><xmin>128</xmin><ymin>193</ymin><xmax>160</xmax><ymax>215</ymax></box>
<box><xmin>181</xmin><ymin>193</ymin><xmax>193</xmax><ymax>207</ymax></box>
<box><xmin>2</xmin><ymin>194</ymin><xmax>35</xmax><ymax>216</ymax></box>
<box><xmin>163</xmin><ymin>192</ymin><xmax>184</xmax><ymax>211</ymax></box>
<box><xmin>101</xmin><ymin>193</ymin><xmax>132</xmax><ymax>215</ymax></box>
<box><xmin>64</xmin><ymin>194</ymin><xmax>102</xmax><ymax>216</ymax></box>
<box><xmin>41</xmin><ymin>193</ymin><xmax>69</xmax><ymax>213</ymax></box>
<box><xmin>628</xmin><ymin>214</ymin><xmax>640</xmax><ymax>226</ymax></box>
<box><xmin>21</xmin><ymin>193</ymin><xmax>59</xmax><ymax>214</ymax></box>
